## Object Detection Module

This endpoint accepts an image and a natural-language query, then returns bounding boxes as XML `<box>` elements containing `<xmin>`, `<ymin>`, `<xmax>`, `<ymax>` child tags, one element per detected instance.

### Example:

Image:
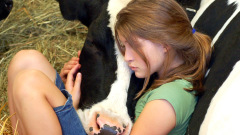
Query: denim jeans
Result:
<box><xmin>54</xmin><ymin>72</ymin><xmax>87</xmax><ymax>135</ymax></box>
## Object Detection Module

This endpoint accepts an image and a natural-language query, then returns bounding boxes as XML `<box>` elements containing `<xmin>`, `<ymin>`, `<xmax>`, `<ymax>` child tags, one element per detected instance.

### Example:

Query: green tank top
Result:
<box><xmin>135</xmin><ymin>79</ymin><xmax>197</xmax><ymax>135</ymax></box>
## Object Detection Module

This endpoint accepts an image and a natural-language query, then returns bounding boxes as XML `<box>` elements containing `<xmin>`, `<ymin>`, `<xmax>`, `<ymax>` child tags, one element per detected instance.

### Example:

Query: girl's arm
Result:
<box><xmin>89</xmin><ymin>99</ymin><xmax>176</xmax><ymax>135</ymax></box>
<box><xmin>130</xmin><ymin>99</ymin><xmax>176</xmax><ymax>135</ymax></box>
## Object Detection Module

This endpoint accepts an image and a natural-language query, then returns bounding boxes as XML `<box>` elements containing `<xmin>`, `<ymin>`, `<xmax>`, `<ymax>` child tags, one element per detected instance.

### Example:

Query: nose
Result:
<box><xmin>124</xmin><ymin>47</ymin><xmax>134</xmax><ymax>63</ymax></box>
<box><xmin>4</xmin><ymin>0</ymin><xmax>13</xmax><ymax>11</ymax></box>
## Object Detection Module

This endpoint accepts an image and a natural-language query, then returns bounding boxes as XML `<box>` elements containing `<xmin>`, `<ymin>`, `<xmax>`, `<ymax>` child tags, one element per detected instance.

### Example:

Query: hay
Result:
<box><xmin>0</xmin><ymin>103</ymin><xmax>16</xmax><ymax>135</ymax></box>
<box><xmin>0</xmin><ymin>0</ymin><xmax>87</xmax><ymax>133</ymax></box>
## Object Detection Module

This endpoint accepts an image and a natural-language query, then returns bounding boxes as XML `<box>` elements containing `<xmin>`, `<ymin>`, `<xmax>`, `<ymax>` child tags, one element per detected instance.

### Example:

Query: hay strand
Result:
<box><xmin>13</xmin><ymin>120</ymin><xmax>18</xmax><ymax>135</ymax></box>
<box><xmin>0</xmin><ymin>103</ymin><xmax>16</xmax><ymax>135</ymax></box>
<box><xmin>0</xmin><ymin>113</ymin><xmax>13</xmax><ymax>134</ymax></box>
<box><xmin>0</xmin><ymin>103</ymin><xmax>7</xmax><ymax>119</ymax></box>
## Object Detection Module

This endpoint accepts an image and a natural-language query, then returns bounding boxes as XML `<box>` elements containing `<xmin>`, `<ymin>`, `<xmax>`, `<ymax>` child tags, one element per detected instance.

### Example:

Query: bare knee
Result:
<box><xmin>12</xmin><ymin>69</ymin><xmax>45</xmax><ymax>104</ymax></box>
<box><xmin>8</xmin><ymin>50</ymin><xmax>45</xmax><ymax>74</ymax></box>
<box><xmin>8</xmin><ymin>50</ymin><xmax>43</xmax><ymax>78</ymax></box>
<box><xmin>8</xmin><ymin>49</ymin><xmax>56</xmax><ymax>86</ymax></box>
<box><xmin>12</xmin><ymin>69</ymin><xmax>66</xmax><ymax>110</ymax></box>
<box><xmin>8</xmin><ymin>50</ymin><xmax>42</xmax><ymax>95</ymax></box>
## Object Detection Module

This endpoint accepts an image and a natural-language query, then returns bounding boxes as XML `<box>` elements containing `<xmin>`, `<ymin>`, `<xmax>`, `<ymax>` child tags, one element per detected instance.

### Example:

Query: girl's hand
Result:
<box><xmin>60</xmin><ymin>50</ymin><xmax>81</xmax><ymax>84</ymax></box>
<box><xmin>65</xmin><ymin>63</ymin><xmax>82</xmax><ymax>110</ymax></box>
<box><xmin>88</xmin><ymin>113</ymin><xmax>129</xmax><ymax>135</ymax></box>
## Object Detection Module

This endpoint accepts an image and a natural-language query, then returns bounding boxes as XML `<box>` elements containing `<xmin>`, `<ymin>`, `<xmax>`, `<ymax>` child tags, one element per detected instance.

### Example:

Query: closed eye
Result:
<box><xmin>119</xmin><ymin>42</ymin><xmax>125</xmax><ymax>50</ymax></box>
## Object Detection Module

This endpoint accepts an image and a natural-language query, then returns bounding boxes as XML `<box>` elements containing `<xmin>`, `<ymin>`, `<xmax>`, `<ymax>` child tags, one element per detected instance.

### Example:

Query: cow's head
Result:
<box><xmin>0</xmin><ymin>0</ymin><xmax>13</xmax><ymax>21</ymax></box>
<box><xmin>57</xmin><ymin>0</ymin><xmax>119</xmax><ymax>109</ymax></box>
<box><xmin>56</xmin><ymin>0</ymin><xmax>108</xmax><ymax>27</ymax></box>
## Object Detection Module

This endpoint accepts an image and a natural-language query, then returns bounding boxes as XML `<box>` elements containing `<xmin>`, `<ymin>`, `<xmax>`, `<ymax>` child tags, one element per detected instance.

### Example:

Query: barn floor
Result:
<box><xmin>0</xmin><ymin>0</ymin><xmax>87</xmax><ymax>133</ymax></box>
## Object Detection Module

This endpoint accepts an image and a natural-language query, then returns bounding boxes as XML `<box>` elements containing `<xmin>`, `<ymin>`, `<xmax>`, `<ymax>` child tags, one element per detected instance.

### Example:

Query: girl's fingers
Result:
<box><xmin>66</xmin><ymin>64</ymin><xmax>75</xmax><ymax>70</ymax></box>
<box><xmin>78</xmin><ymin>50</ymin><xmax>81</xmax><ymax>58</ymax></box>
<box><xmin>64</xmin><ymin>59</ymin><xmax>79</xmax><ymax>68</ymax></box>
<box><xmin>69</xmin><ymin>64</ymin><xmax>81</xmax><ymax>75</ymax></box>
<box><xmin>65</xmin><ymin>72</ymin><xmax>74</xmax><ymax>91</ymax></box>
<box><xmin>60</xmin><ymin>55</ymin><xmax>80</xmax><ymax>84</ymax></box>
<box><xmin>67</xmin><ymin>60</ymin><xmax>78</xmax><ymax>66</ymax></box>
<box><xmin>72</xmin><ymin>73</ymin><xmax>82</xmax><ymax>109</ymax></box>
<box><xmin>63</xmin><ymin>70</ymin><xmax>70</xmax><ymax>75</ymax></box>
<box><xmin>66</xmin><ymin>64</ymin><xmax>81</xmax><ymax>91</ymax></box>
<box><xmin>63</xmin><ymin>57</ymin><xmax>79</xmax><ymax>68</ymax></box>
<box><xmin>71</xmin><ymin>57</ymin><xmax>79</xmax><ymax>61</ymax></box>
<box><xmin>73</xmin><ymin>73</ymin><xmax>81</xmax><ymax>92</ymax></box>
<box><xmin>63</xmin><ymin>64</ymin><xmax>73</xmax><ymax>71</ymax></box>
<box><xmin>60</xmin><ymin>70</ymin><xmax>70</xmax><ymax>79</ymax></box>
<box><xmin>71</xmin><ymin>57</ymin><xmax>79</xmax><ymax>63</ymax></box>
<box><xmin>67</xmin><ymin>64</ymin><xmax>80</xmax><ymax>78</ymax></box>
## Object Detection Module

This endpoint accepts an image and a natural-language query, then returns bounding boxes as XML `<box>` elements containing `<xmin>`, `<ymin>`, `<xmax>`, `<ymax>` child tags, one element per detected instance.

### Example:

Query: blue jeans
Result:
<box><xmin>54</xmin><ymin>72</ymin><xmax>87</xmax><ymax>135</ymax></box>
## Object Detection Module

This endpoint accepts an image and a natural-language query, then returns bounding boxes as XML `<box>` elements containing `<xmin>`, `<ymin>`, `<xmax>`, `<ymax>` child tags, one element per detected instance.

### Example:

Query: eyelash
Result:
<box><xmin>119</xmin><ymin>42</ymin><xmax>126</xmax><ymax>50</ymax></box>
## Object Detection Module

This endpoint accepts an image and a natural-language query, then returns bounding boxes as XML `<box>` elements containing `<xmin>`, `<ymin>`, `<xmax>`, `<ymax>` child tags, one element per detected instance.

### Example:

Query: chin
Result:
<box><xmin>135</xmin><ymin>73</ymin><xmax>146</xmax><ymax>79</ymax></box>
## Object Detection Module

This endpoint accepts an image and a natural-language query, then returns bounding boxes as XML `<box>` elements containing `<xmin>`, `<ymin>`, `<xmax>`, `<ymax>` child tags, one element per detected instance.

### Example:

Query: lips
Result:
<box><xmin>129</xmin><ymin>66</ymin><xmax>137</xmax><ymax>71</ymax></box>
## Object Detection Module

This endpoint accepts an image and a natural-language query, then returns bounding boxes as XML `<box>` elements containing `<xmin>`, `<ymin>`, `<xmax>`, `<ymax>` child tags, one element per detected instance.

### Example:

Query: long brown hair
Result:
<box><xmin>115</xmin><ymin>0</ymin><xmax>212</xmax><ymax>98</ymax></box>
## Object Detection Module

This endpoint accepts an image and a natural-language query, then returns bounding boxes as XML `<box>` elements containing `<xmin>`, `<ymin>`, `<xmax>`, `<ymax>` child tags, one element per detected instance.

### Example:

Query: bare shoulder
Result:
<box><xmin>131</xmin><ymin>99</ymin><xmax>176</xmax><ymax>135</ymax></box>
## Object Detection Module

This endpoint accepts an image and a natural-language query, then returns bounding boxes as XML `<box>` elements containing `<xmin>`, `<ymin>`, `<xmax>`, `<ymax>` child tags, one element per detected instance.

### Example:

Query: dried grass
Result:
<box><xmin>0</xmin><ymin>103</ymin><xmax>16</xmax><ymax>135</ymax></box>
<box><xmin>0</xmin><ymin>0</ymin><xmax>87</xmax><ymax>134</ymax></box>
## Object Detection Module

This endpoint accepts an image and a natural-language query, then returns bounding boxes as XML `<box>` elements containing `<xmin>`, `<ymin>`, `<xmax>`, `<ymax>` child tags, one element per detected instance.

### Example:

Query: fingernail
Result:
<box><xmin>77</xmin><ymin>73</ymin><xmax>81</xmax><ymax>77</ymax></box>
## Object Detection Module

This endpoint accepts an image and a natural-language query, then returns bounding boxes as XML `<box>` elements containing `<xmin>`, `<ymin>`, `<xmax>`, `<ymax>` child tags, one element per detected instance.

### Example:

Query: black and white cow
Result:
<box><xmin>183</xmin><ymin>0</ymin><xmax>240</xmax><ymax>134</ymax></box>
<box><xmin>57</xmin><ymin>0</ymin><xmax>144</xmax><ymax>134</ymax></box>
<box><xmin>0</xmin><ymin>0</ymin><xmax>13</xmax><ymax>21</ymax></box>
<box><xmin>58</xmin><ymin>0</ymin><xmax>240</xmax><ymax>134</ymax></box>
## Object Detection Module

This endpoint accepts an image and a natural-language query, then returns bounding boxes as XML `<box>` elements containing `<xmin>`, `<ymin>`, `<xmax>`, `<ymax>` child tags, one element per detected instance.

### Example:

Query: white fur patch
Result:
<box><xmin>186</xmin><ymin>8</ymin><xmax>197</xmax><ymax>13</ymax></box>
<box><xmin>228</xmin><ymin>0</ymin><xmax>240</xmax><ymax>6</ymax></box>
<box><xmin>191</xmin><ymin>0</ymin><xmax>215</xmax><ymax>27</ymax></box>
<box><xmin>77</xmin><ymin>0</ymin><xmax>133</xmax><ymax>134</ymax></box>
<box><xmin>211</xmin><ymin>0</ymin><xmax>240</xmax><ymax>46</ymax></box>
<box><xmin>199</xmin><ymin>61</ymin><xmax>240</xmax><ymax>135</ymax></box>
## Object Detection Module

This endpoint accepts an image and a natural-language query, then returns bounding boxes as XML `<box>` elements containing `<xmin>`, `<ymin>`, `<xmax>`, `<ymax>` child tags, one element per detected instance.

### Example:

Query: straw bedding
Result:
<box><xmin>0</xmin><ymin>0</ymin><xmax>87</xmax><ymax>134</ymax></box>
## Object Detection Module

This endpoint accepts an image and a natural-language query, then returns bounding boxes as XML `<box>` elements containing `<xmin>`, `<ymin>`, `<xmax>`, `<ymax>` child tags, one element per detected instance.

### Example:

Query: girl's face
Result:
<box><xmin>118</xmin><ymin>34</ymin><xmax>167</xmax><ymax>78</ymax></box>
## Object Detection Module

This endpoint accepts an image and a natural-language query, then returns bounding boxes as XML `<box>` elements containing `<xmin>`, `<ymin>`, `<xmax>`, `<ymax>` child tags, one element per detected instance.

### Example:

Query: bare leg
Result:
<box><xmin>7</xmin><ymin>50</ymin><xmax>66</xmax><ymax>134</ymax></box>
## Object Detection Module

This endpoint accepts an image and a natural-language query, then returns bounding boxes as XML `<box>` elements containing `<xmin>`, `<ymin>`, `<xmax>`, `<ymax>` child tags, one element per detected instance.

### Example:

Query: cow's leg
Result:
<box><xmin>7</xmin><ymin>50</ymin><xmax>66</xmax><ymax>134</ymax></box>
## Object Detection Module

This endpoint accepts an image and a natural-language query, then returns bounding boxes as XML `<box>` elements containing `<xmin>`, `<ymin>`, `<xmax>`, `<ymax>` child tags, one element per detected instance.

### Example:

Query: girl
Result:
<box><xmin>7</xmin><ymin>0</ymin><xmax>211</xmax><ymax>134</ymax></box>
<box><xmin>112</xmin><ymin>0</ymin><xmax>211</xmax><ymax>134</ymax></box>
